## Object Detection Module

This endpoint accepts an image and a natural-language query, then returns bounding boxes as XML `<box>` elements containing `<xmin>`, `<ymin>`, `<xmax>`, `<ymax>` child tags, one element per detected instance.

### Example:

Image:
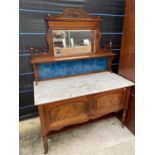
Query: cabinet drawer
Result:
<box><xmin>91</xmin><ymin>89</ymin><xmax>126</xmax><ymax>119</ymax></box>
<box><xmin>44</xmin><ymin>96</ymin><xmax>90</xmax><ymax>131</ymax></box>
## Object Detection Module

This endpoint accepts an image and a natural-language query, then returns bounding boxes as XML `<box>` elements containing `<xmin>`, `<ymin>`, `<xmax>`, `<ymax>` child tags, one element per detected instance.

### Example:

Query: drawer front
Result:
<box><xmin>44</xmin><ymin>96</ymin><xmax>90</xmax><ymax>131</ymax></box>
<box><xmin>91</xmin><ymin>89</ymin><xmax>126</xmax><ymax>119</ymax></box>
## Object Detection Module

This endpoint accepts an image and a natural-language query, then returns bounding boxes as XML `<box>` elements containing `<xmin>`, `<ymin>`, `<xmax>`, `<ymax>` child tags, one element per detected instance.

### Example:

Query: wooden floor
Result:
<box><xmin>19</xmin><ymin>116</ymin><xmax>135</xmax><ymax>155</ymax></box>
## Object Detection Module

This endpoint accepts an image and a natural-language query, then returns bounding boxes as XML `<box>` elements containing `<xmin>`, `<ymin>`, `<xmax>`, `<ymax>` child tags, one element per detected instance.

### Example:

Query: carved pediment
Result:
<box><xmin>58</xmin><ymin>8</ymin><xmax>94</xmax><ymax>18</ymax></box>
<box><xmin>47</xmin><ymin>8</ymin><xmax>100</xmax><ymax>21</ymax></box>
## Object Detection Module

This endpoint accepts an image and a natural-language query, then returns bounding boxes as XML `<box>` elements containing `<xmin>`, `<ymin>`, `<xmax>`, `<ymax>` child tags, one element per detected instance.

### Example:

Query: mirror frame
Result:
<box><xmin>46</xmin><ymin>8</ymin><xmax>102</xmax><ymax>56</ymax></box>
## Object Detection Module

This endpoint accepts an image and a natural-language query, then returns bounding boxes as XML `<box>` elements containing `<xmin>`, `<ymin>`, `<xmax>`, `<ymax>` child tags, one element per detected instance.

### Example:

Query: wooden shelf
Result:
<box><xmin>31</xmin><ymin>52</ymin><xmax>116</xmax><ymax>64</ymax></box>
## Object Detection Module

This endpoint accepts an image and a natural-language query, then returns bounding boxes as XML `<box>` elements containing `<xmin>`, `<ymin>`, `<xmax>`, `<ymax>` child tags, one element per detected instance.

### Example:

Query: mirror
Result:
<box><xmin>52</xmin><ymin>30</ymin><xmax>96</xmax><ymax>56</ymax></box>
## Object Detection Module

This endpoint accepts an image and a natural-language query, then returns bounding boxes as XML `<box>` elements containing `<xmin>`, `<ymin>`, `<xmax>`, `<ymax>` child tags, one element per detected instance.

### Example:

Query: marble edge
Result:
<box><xmin>34</xmin><ymin>85</ymin><xmax>134</xmax><ymax>106</ymax></box>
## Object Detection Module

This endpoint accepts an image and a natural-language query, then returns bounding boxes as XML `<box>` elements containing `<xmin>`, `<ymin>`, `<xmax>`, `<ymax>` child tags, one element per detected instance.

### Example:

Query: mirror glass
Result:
<box><xmin>52</xmin><ymin>30</ymin><xmax>96</xmax><ymax>56</ymax></box>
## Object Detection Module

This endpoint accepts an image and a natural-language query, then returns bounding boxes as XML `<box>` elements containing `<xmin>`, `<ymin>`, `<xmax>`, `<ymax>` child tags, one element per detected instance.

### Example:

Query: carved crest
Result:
<box><xmin>47</xmin><ymin>8</ymin><xmax>100</xmax><ymax>21</ymax></box>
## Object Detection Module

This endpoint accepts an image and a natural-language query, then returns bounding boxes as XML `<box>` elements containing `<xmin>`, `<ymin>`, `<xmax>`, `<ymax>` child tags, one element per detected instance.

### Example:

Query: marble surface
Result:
<box><xmin>34</xmin><ymin>71</ymin><xmax>134</xmax><ymax>105</ymax></box>
<box><xmin>19</xmin><ymin>116</ymin><xmax>135</xmax><ymax>155</ymax></box>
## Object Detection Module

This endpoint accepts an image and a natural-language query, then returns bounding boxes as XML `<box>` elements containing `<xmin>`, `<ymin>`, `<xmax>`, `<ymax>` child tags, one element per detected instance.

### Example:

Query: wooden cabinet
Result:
<box><xmin>31</xmin><ymin>8</ymin><xmax>134</xmax><ymax>154</ymax></box>
<box><xmin>44</xmin><ymin>96</ymin><xmax>90</xmax><ymax>131</ymax></box>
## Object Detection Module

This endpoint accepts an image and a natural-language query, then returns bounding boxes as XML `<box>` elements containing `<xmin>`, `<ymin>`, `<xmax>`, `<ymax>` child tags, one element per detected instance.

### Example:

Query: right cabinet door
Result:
<box><xmin>91</xmin><ymin>89</ymin><xmax>126</xmax><ymax>119</ymax></box>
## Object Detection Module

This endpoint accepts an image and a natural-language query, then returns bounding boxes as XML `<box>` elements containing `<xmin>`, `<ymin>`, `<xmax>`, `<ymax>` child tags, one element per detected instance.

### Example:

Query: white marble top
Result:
<box><xmin>33</xmin><ymin>72</ymin><xmax>134</xmax><ymax>105</ymax></box>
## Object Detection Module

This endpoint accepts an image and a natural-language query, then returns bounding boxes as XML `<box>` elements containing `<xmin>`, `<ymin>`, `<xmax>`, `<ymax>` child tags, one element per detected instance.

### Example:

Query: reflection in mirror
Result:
<box><xmin>52</xmin><ymin>30</ymin><xmax>96</xmax><ymax>56</ymax></box>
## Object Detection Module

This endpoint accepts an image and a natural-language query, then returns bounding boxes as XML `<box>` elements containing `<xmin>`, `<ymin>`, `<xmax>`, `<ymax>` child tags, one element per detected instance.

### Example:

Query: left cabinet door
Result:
<box><xmin>44</xmin><ymin>96</ymin><xmax>90</xmax><ymax>131</ymax></box>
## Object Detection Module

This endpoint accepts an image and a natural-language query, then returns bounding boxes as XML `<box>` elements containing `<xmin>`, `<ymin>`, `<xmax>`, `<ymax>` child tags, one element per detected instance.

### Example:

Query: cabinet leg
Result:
<box><xmin>43</xmin><ymin>136</ymin><xmax>48</xmax><ymax>154</ymax></box>
<box><xmin>121</xmin><ymin>110</ymin><xmax>127</xmax><ymax>128</ymax></box>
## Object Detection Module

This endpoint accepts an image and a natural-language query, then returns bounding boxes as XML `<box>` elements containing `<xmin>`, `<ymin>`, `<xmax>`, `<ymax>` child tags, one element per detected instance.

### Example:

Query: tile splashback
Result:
<box><xmin>38</xmin><ymin>57</ymin><xmax>107</xmax><ymax>80</ymax></box>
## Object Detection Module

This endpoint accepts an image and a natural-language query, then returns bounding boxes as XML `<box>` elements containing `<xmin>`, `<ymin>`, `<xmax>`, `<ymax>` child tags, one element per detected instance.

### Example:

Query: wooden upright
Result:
<box><xmin>119</xmin><ymin>0</ymin><xmax>135</xmax><ymax>134</ymax></box>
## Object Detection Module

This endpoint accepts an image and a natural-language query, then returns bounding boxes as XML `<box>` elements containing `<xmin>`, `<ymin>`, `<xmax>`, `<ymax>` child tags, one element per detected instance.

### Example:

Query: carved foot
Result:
<box><xmin>121</xmin><ymin>109</ymin><xmax>127</xmax><ymax>128</ymax></box>
<box><xmin>43</xmin><ymin>136</ymin><xmax>48</xmax><ymax>154</ymax></box>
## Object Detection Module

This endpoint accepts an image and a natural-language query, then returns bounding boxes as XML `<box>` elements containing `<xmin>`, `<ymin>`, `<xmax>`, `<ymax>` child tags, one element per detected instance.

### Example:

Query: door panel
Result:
<box><xmin>44</xmin><ymin>96</ymin><xmax>90</xmax><ymax>131</ymax></box>
<box><xmin>91</xmin><ymin>89</ymin><xmax>126</xmax><ymax>119</ymax></box>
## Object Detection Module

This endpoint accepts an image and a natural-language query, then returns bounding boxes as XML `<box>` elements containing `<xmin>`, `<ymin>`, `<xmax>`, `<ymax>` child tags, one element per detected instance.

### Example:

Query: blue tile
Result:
<box><xmin>38</xmin><ymin>57</ymin><xmax>107</xmax><ymax>80</ymax></box>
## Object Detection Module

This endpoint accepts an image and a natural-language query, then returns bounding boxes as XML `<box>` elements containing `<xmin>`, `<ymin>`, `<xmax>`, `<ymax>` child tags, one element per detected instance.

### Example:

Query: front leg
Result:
<box><xmin>38</xmin><ymin>105</ymin><xmax>49</xmax><ymax>154</ymax></box>
<box><xmin>121</xmin><ymin>87</ymin><xmax>131</xmax><ymax>128</ymax></box>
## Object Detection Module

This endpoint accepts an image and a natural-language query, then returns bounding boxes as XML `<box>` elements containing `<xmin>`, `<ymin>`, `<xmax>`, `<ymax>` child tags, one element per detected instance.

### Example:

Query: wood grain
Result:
<box><xmin>31</xmin><ymin>51</ymin><xmax>116</xmax><ymax>64</ymax></box>
<box><xmin>118</xmin><ymin>0</ymin><xmax>135</xmax><ymax>82</ymax></box>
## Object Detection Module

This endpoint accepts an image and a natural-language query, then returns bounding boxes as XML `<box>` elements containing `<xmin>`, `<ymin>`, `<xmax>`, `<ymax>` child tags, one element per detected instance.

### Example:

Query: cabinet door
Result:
<box><xmin>91</xmin><ymin>89</ymin><xmax>126</xmax><ymax>119</ymax></box>
<box><xmin>44</xmin><ymin>96</ymin><xmax>90</xmax><ymax>131</ymax></box>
